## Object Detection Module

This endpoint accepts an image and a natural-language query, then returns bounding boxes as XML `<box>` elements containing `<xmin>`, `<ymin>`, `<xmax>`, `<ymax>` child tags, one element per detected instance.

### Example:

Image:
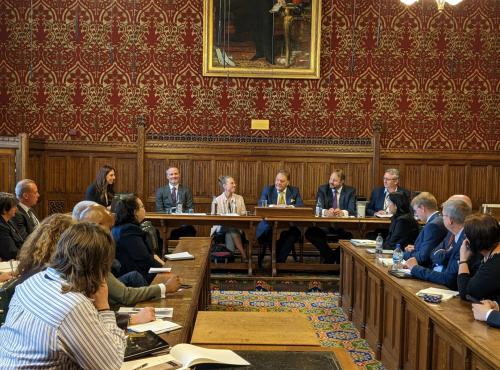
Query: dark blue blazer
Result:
<box><xmin>403</xmin><ymin>213</ymin><xmax>448</xmax><ymax>266</ymax></box>
<box><xmin>366</xmin><ymin>187</ymin><xmax>410</xmax><ymax>216</ymax></box>
<box><xmin>112</xmin><ymin>223</ymin><xmax>162</xmax><ymax>283</ymax></box>
<box><xmin>487</xmin><ymin>310</ymin><xmax>500</xmax><ymax>329</ymax></box>
<box><xmin>411</xmin><ymin>230</ymin><xmax>466</xmax><ymax>290</ymax></box>
<box><xmin>316</xmin><ymin>184</ymin><xmax>356</xmax><ymax>216</ymax></box>
<box><xmin>256</xmin><ymin>185</ymin><xmax>303</xmax><ymax>239</ymax></box>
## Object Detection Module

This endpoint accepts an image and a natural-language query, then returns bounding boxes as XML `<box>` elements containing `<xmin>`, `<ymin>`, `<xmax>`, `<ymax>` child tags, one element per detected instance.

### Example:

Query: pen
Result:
<box><xmin>131</xmin><ymin>362</ymin><xmax>148</xmax><ymax>370</ymax></box>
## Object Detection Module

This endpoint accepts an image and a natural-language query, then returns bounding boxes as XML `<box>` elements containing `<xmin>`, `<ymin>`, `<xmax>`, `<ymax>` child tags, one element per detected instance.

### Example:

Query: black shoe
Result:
<box><xmin>250</xmin><ymin>54</ymin><xmax>264</xmax><ymax>61</ymax></box>
<box><xmin>265</xmin><ymin>56</ymin><xmax>275</xmax><ymax>65</ymax></box>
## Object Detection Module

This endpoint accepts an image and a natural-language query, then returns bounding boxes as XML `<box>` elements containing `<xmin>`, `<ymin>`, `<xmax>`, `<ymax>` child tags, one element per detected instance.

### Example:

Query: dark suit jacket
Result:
<box><xmin>0</xmin><ymin>217</ymin><xmax>24</xmax><ymax>261</ymax></box>
<box><xmin>366</xmin><ymin>187</ymin><xmax>410</xmax><ymax>216</ymax></box>
<box><xmin>256</xmin><ymin>185</ymin><xmax>304</xmax><ymax>239</ymax></box>
<box><xmin>155</xmin><ymin>184</ymin><xmax>194</xmax><ymax>212</ymax></box>
<box><xmin>403</xmin><ymin>213</ymin><xmax>448</xmax><ymax>266</ymax></box>
<box><xmin>411</xmin><ymin>231</ymin><xmax>466</xmax><ymax>290</ymax></box>
<box><xmin>486</xmin><ymin>310</ymin><xmax>500</xmax><ymax>329</ymax></box>
<box><xmin>383</xmin><ymin>213</ymin><xmax>419</xmax><ymax>250</ymax></box>
<box><xmin>316</xmin><ymin>184</ymin><xmax>356</xmax><ymax>216</ymax></box>
<box><xmin>85</xmin><ymin>183</ymin><xmax>114</xmax><ymax>207</ymax></box>
<box><xmin>12</xmin><ymin>206</ymin><xmax>37</xmax><ymax>240</ymax></box>
<box><xmin>112</xmin><ymin>223</ymin><xmax>163</xmax><ymax>283</ymax></box>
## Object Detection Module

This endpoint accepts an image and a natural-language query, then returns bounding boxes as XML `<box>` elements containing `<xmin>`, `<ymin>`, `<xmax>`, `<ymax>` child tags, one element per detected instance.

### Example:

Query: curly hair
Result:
<box><xmin>16</xmin><ymin>213</ymin><xmax>75</xmax><ymax>277</ymax></box>
<box><xmin>49</xmin><ymin>222</ymin><xmax>115</xmax><ymax>296</ymax></box>
<box><xmin>112</xmin><ymin>194</ymin><xmax>139</xmax><ymax>226</ymax></box>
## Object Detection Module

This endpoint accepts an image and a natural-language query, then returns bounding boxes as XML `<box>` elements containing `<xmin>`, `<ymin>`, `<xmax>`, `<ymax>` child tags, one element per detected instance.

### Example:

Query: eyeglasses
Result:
<box><xmin>383</xmin><ymin>177</ymin><xmax>398</xmax><ymax>181</ymax></box>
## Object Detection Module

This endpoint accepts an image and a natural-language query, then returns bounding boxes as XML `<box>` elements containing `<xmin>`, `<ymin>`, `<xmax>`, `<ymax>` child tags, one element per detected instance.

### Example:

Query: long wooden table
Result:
<box><xmin>135</xmin><ymin>237</ymin><xmax>211</xmax><ymax>345</ymax></box>
<box><xmin>266</xmin><ymin>216</ymin><xmax>391</xmax><ymax>276</ymax></box>
<box><xmin>146</xmin><ymin>213</ymin><xmax>261</xmax><ymax>275</ymax></box>
<box><xmin>339</xmin><ymin>240</ymin><xmax>500</xmax><ymax>370</ymax></box>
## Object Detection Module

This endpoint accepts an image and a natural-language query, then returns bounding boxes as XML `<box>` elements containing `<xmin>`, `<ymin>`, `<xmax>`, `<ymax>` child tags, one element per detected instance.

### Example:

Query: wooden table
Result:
<box><xmin>339</xmin><ymin>240</ymin><xmax>500</xmax><ymax>370</ymax></box>
<box><xmin>146</xmin><ymin>213</ymin><xmax>262</xmax><ymax>275</ymax></box>
<box><xmin>266</xmin><ymin>216</ymin><xmax>391</xmax><ymax>276</ymax></box>
<box><xmin>135</xmin><ymin>237</ymin><xmax>211</xmax><ymax>345</ymax></box>
<box><xmin>191</xmin><ymin>311</ymin><xmax>356</xmax><ymax>369</ymax></box>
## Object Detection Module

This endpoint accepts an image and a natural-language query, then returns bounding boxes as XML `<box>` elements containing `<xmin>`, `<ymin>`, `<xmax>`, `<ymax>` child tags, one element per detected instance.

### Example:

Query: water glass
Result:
<box><xmin>258</xmin><ymin>200</ymin><xmax>268</xmax><ymax>207</ymax></box>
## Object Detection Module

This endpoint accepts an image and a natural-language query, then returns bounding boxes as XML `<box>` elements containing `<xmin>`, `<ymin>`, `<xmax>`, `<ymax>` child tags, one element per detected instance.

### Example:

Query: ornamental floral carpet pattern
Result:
<box><xmin>0</xmin><ymin>0</ymin><xmax>498</xmax><ymax>150</ymax></box>
<box><xmin>210</xmin><ymin>290</ymin><xmax>384</xmax><ymax>370</ymax></box>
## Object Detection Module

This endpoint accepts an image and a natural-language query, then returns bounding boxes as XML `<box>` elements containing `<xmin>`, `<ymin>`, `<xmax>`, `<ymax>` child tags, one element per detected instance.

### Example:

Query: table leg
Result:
<box><xmin>271</xmin><ymin>221</ymin><xmax>278</xmax><ymax>277</ymax></box>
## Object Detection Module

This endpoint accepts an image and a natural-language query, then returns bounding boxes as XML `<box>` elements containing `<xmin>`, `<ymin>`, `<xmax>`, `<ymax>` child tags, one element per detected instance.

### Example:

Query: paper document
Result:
<box><xmin>119</xmin><ymin>307</ymin><xmax>173</xmax><ymax>319</ymax></box>
<box><xmin>0</xmin><ymin>260</ymin><xmax>18</xmax><ymax>272</ymax></box>
<box><xmin>120</xmin><ymin>354</ymin><xmax>179</xmax><ymax>370</ymax></box>
<box><xmin>128</xmin><ymin>319</ymin><xmax>182</xmax><ymax>334</ymax></box>
<box><xmin>375</xmin><ymin>213</ymin><xmax>392</xmax><ymax>218</ymax></box>
<box><xmin>350</xmin><ymin>239</ymin><xmax>377</xmax><ymax>247</ymax></box>
<box><xmin>416</xmin><ymin>287</ymin><xmax>459</xmax><ymax>301</ymax></box>
<box><xmin>148</xmin><ymin>267</ymin><xmax>172</xmax><ymax>273</ymax></box>
<box><xmin>165</xmin><ymin>252</ymin><xmax>194</xmax><ymax>261</ymax></box>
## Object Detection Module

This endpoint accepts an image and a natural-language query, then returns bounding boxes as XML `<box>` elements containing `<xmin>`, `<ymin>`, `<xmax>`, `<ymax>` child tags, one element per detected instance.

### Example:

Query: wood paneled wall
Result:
<box><xmin>2</xmin><ymin>135</ymin><xmax>500</xmax><ymax>217</ymax></box>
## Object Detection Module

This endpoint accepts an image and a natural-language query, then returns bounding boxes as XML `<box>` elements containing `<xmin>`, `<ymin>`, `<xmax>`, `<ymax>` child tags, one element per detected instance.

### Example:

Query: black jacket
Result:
<box><xmin>12</xmin><ymin>206</ymin><xmax>37</xmax><ymax>240</ymax></box>
<box><xmin>383</xmin><ymin>212</ymin><xmax>419</xmax><ymax>250</ymax></box>
<box><xmin>0</xmin><ymin>217</ymin><xmax>24</xmax><ymax>261</ymax></box>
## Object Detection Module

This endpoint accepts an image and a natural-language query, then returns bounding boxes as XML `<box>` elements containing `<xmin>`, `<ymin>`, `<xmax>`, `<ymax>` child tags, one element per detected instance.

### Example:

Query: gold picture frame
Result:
<box><xmin>202</xmin><ymin>0</ymin><xmax>322</xmax><ymax>79</ymax></box>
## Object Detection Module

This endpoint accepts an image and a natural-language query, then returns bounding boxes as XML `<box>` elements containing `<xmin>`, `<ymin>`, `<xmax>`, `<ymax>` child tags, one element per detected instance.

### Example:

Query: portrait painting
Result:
<box><xmin>203</xmin><ymin>0</ymin><xmax>322</xmax><ymax>79</ymax></box>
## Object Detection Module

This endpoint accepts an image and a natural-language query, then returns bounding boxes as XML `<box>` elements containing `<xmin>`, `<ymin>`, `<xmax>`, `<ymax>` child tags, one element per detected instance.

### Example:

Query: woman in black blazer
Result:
<box><xmin>111</xmin><ymin>194</ymin><xmax>163</xmax><ymax>284</ymax></box>
<box><xmin>85</xmin><ymin>164</ymin><xmax>116</xmax><ymax>208</ymax></box>
<box><xmin>383</xmin><ymin>192</ymin><xmax>419</xmax><ymax>250</ymax></box>
<box><xmin>0</xmin><ymin>192</ymin><xmax>24</xmax><ymax>261</ymax></box>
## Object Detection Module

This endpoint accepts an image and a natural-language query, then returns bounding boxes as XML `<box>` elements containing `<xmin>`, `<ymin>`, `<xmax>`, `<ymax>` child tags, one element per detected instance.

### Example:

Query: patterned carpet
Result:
<box><xmin>210</xmin><ymin>290</ymin><xmax>384</xmax><ymax>370</ymax></box>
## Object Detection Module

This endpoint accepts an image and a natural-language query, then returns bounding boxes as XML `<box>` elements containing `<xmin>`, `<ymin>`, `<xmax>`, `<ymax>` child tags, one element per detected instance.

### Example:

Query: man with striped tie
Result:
<box><xmin>12</xmin><ymin>179</ymin><xmax>40</xmax><ymax>240</ymax></box>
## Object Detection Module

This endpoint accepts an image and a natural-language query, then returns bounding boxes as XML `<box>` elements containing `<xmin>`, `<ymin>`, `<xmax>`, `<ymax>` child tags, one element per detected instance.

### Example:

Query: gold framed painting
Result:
<box><xmin>202</xmin><ymin>0</ymin><xmax>322</xmax><ymax>79</ymax></box>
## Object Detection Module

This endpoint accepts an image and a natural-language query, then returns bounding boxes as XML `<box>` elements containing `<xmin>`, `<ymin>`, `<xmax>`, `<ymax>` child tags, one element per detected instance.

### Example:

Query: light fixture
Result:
<box><xmin>400</xmin><ymin>0</ymin><xmax>463</xmax><ymax>12</ymax></box>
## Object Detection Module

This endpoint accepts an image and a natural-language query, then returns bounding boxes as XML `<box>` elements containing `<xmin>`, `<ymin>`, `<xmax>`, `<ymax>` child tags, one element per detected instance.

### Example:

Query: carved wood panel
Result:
<box><xmin>365</xmin><ymin>270</ymin><xmax>383</xmax><ymax>359</ymax></box>
<box><xmin>191</xmin><ymin>160</ymin><xmax>212</xmax><ymax>198</ymax></box>
<box><xmin>238</xmin><ymin>161</ymin><xmax>260</xmax><ymax>202</ymax></box>
<box><xmin>66</xmin><ymin>156</ymin><xmax>91</xmax><ymax>194</ymax></box>
<box><xmin>468</xmin><ymin>166</ymin><xmax>489</xmax><ymax>209</ymax></box>
<box><xmin>46</xmin><ymin>156</ymin><xmax>68</xmax><ymax>193</ymax></box>
<box><xmin>349</xmin><ymin>162</ymin><xmax>372</xmax><ymax>198</ymax></box>
<box><xmin>0</xmin><ymin>149</ymin><xmax>15</xmax><ymax>192</ymax></box>
<box><xmin>430</xmin><ymin>324</ymin><xmax>467</xmax><ymax>370</ymax></box>
<box><xmin>340</xmin><ymin>249</ymin><xmax>354</xmax><ymax>319</ymax></box>
<box><xmin>402</xmin><ymin>301</ymin><xmax>430</xmax><ymax>370</ymax></box>
<box><xmin>351</xmin><ymin>259</ymin><xmax>367</xmax><ymax>336</ymax></box>
<box><xmin>470</xmin><ymin>353</ymin><xmax>497</xmax><ymax>370</ymax></box>
<box><xmin>381</xmin><ymin>286</ymin><xmax>403</xmax><ymax>370</ymax></box>
<box><xmin>304</xmin><ymin>162</ymin><xmax>331</xmax><ymax>200</ymax></box>
<box><xmin>145</xmin><ymin>158</ymin><xmax>168</xmax><ymax>200</ymax></box>
<box><xmin>448</xmin><ymin>165</ymin><xmax>467</xmax><ymax>201</ymax></box>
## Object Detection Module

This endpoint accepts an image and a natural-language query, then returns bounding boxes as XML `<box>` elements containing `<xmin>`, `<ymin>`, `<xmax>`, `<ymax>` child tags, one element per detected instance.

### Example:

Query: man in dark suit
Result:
<box><xmin>406</xmin><ymin>199</ymin><xmax>471</xmax><ymax>290</ymax></box>
<box><xmin>12</xmin><ymin>179</ymin><xmax>40</xmax><ymax>240</ymax></box>
<box><xmin>472</xmin><ymin>300</ymin><xmax>500</xmax><ymax>329</ymax></box>
<box><xmin>256</xmin><ymin>169</ymin><xmax>304</xmax><ymax>263</ymax></box>
<box><xmin>305</xmin><ymin>169</ymin><xmax>356</xmax><ymax>264</ymax></box>
<box><xmin>366</xmin><ymin>168</ymin><xmax>410</xmax><ymax>216</ymax></box>
<box><xmin>403</xmin><ymin>192</ymin><xmax>448</xmax><ymax>267</ymax></box>
<box><xmin>155</xmin><ymin>166</ymin><xmax>196</xmax><ymax>240</ymax></box>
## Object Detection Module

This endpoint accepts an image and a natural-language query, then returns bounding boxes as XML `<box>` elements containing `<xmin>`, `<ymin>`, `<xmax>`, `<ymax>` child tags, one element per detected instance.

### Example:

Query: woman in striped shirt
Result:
<box><xmin>0</xmin><ymin>222</ymin><xmax>126</xmax><ymax>369</ymax></box>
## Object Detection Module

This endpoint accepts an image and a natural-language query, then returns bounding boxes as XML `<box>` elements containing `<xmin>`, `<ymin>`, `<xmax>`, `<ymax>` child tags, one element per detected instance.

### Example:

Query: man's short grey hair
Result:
<box><xmin>442</xmin><ymin>199</ymin><xmax>471</xmax><ymax>224</ymax></box>
<box><xmin>72</xmin><ymin>200</ymin><xmax>98</xmax><ymax>219</ymax></box>
<box><xmin>385</xmin><ymin>168</ymin><xmax>400</xmax><ymax>179</ymax></box>
<box><xmin>15</xmin><ymin>179</ymin><xmax>36</xmax><ymax>199</ymax></box>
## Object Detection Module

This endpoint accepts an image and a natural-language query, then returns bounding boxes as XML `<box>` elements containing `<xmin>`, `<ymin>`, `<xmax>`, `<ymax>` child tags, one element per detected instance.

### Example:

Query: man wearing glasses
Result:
<box><xmin>366</xmin><ymin>168</ymin><xmax>410</xmax><ymax>216</ymax></box>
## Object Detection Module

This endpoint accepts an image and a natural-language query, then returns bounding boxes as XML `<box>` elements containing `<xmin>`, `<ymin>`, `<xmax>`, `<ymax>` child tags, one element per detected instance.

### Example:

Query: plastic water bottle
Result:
<box><xmin>375</xmin><ymin>233</ymin><xmax>384</xmax><ymax>259</ymax></box>
<box><xmin>210</xmin><ymin>196</ymin><xmax>218</xmax><ymax>215</ymax></box>
<box><xmin>392</xmin><ymin>244</ymin><xmax>403</xmax><ymax>269</ymax></box>
<box><xmin>176</xmin><ymin>201</ymin><xmax>183</xmax><ymax>214</ymax></box>
<box><xmin>315</xmin><ymin>200</ymin><xmax>322</xmax><ymax>217</ymax></box>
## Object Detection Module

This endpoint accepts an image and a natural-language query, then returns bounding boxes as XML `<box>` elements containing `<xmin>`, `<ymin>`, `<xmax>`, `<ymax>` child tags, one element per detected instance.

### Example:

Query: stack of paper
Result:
<box><xmin>350</xmin><ymin>239</ymin><xmax>377</xmax><ymax>247</ymax></box>
<box><xmin>119</xmin><ymin>307</ymin><xmax>173</xmax><ymax>319</ymax></box>
<box><xmin>165</xmin><ymin>252</ymin><xmax>194</xmax><ymax>261</ymax></box>
<box><xmin>416</xmin><ymin>287</ymin><xmax>459</xmax><ymax>301</ymax></box>
<box><xmin>128</xmin><ymin>319</ymin><xmax>182</xmax><ymax>334</ymax></box>
<box><xmin>0</xmin><ymin>261</ymin><xmax>18</xmax><ymax>273</ymax></box>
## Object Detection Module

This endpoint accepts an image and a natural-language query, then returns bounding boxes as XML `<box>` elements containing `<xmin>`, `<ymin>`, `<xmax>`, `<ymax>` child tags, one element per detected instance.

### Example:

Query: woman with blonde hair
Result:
<box><xmin>16</xmin><ymin>213</ymin><xmax>75</xmax><ymax>282</ymax></box>
<box><xmin>212</xmin><ymin>175</ymin><xmax>248</xmax><ymax>262</ymax></box>
<box><xmin>0</xmin><ymin>222</ymin><xmax>126</xmax><ymax>369</ymax></box>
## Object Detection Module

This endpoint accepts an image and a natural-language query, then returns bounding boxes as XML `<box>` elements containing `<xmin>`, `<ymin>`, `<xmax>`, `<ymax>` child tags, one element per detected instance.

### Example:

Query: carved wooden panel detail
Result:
<box><xmin>46</xmin><ymin>156</ymin><xmax>68</xmax><ymax>193</ymax></box>
<box><xmin>0</xmin><ymin>149</ymin><xmax>15</xmax><ymax>192</ymax></box>
<box><xmin>447</xmin><ymin>165</ymin><xmax>467</xmax><ymax>200</ymax></box>
<box><xmin>238</xmin><ymin>161</ymin><xmax>259</xmax><ymax>201</ymax></box>
<box><xmin>349</xmin><ymin>162</ymin><xmax>372</xmax><ymax>198</ymax></box>
<box><xmin>431</xmin><ymin>324</ymin><xmax>467</xmax><ymax>370</ymax></box>
<box><xmin>351</xmin><ymin>259</ymin><xmax>367</xmax><ymax>336</ymax></box>
<box><xmin>340</xmin><ymin>250</ymin><xmax>354</xmax><ymax>319</ymax></box>
<box><xmin>402</xmin><ymin>301</ymin><xmax>430</xmax><ymax>370</ymax></box>
<box><xmin>66</xmin><ymin>156</ymin><xmax>91</xmax><ymax>194</ymax></box>
<box><xmin>381</xmin><ymin>287</ymin><xmax>403</xmax><ymax>370</ymax></box>
<box><xmin>468</xmin><ymin>166</ymin><xmax>489</xmax><ymax>209</ymax></box>
<box><xmin>47</xmin><ymin>200</ymin><xmax>65</xmax><ymax>215</ymax></box>
<box><xmin>191</xmin><ymin>160</ymin><xmax>212</xmax><ymax>198</ymax></box>
<box><xmin>304</xmin><ymin>162</ymin><xmax>331</xmax><ymax>200</ymax></box>
<box><xmin>365</xmin><ymin>270</ymin><xmax>383</xmax><ymax>359</ymax></box>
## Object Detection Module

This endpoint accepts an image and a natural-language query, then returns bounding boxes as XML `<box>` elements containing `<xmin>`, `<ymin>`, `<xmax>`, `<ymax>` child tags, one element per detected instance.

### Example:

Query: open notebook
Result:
<box><xmin>121</xmin><ymin>344</ymin><xmax>249</xmax><ymax>370</ymax></box>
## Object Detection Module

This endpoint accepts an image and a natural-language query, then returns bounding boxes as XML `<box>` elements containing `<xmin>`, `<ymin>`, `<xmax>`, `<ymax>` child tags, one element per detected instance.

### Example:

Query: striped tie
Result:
<box><xmin>278</xmin><ymin>192</ymin><xmax>286</xmax><ymax>205</ymax></box>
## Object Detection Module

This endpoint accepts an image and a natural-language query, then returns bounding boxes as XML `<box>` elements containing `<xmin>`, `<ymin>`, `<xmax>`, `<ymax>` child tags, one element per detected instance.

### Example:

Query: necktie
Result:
<box><xmin>278</xmin><ymin>192</ymin><xmax>286</xmax><ymax>205</ymax></box>
<box><xmin>332</xmin><ymin>189</ymin><xmax>338</xmax><ymax>209</ymax></box>
<box><xmin>383</xmin><ymin>191</ymin><xmax>390</xmax><ymax>212</ymax></box>
<box><xmin>445</xmin><ymin>233</ymin><xmax>455</xmax><ymax>251</ymax></box>
<box><xmin>171</xmin><ymin>187</ymin><xmax>177</xmax><ymax>203</ymax></box>
<box><xmin>28</xmin><ymin>209</ymin><xmax>39</xmax><ymax>227</ymax></box>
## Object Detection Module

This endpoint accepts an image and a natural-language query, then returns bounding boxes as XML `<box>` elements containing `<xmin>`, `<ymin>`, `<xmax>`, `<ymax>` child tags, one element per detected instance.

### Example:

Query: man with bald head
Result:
<box><xmin>76</xmin><ymin>203</ymin><xmax>181</xmax><ymax>307</ymax></box>
<box><xmin>405</xmin><ymin>198</ymin><xmax>472</xmax><ymax>290</ymax></box>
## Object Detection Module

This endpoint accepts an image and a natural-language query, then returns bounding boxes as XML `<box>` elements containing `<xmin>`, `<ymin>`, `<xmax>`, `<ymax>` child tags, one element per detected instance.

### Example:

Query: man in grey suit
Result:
<box><xmin>155</xmin><ymin>166</ymin><xmax>196</xmax><ymax>239</ymax></box>
<box><xmin>12</xmin><ymin>179</ymin><xmax>40</xmax><ymax>240</ymax></box>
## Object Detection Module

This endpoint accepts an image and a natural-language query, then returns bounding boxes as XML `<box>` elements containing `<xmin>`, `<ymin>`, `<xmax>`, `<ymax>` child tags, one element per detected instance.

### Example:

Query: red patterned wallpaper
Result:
<box><xmin>0</xmin><ymin>0</ymin><xmax>498</xmax><ymax>150</ymax></box>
